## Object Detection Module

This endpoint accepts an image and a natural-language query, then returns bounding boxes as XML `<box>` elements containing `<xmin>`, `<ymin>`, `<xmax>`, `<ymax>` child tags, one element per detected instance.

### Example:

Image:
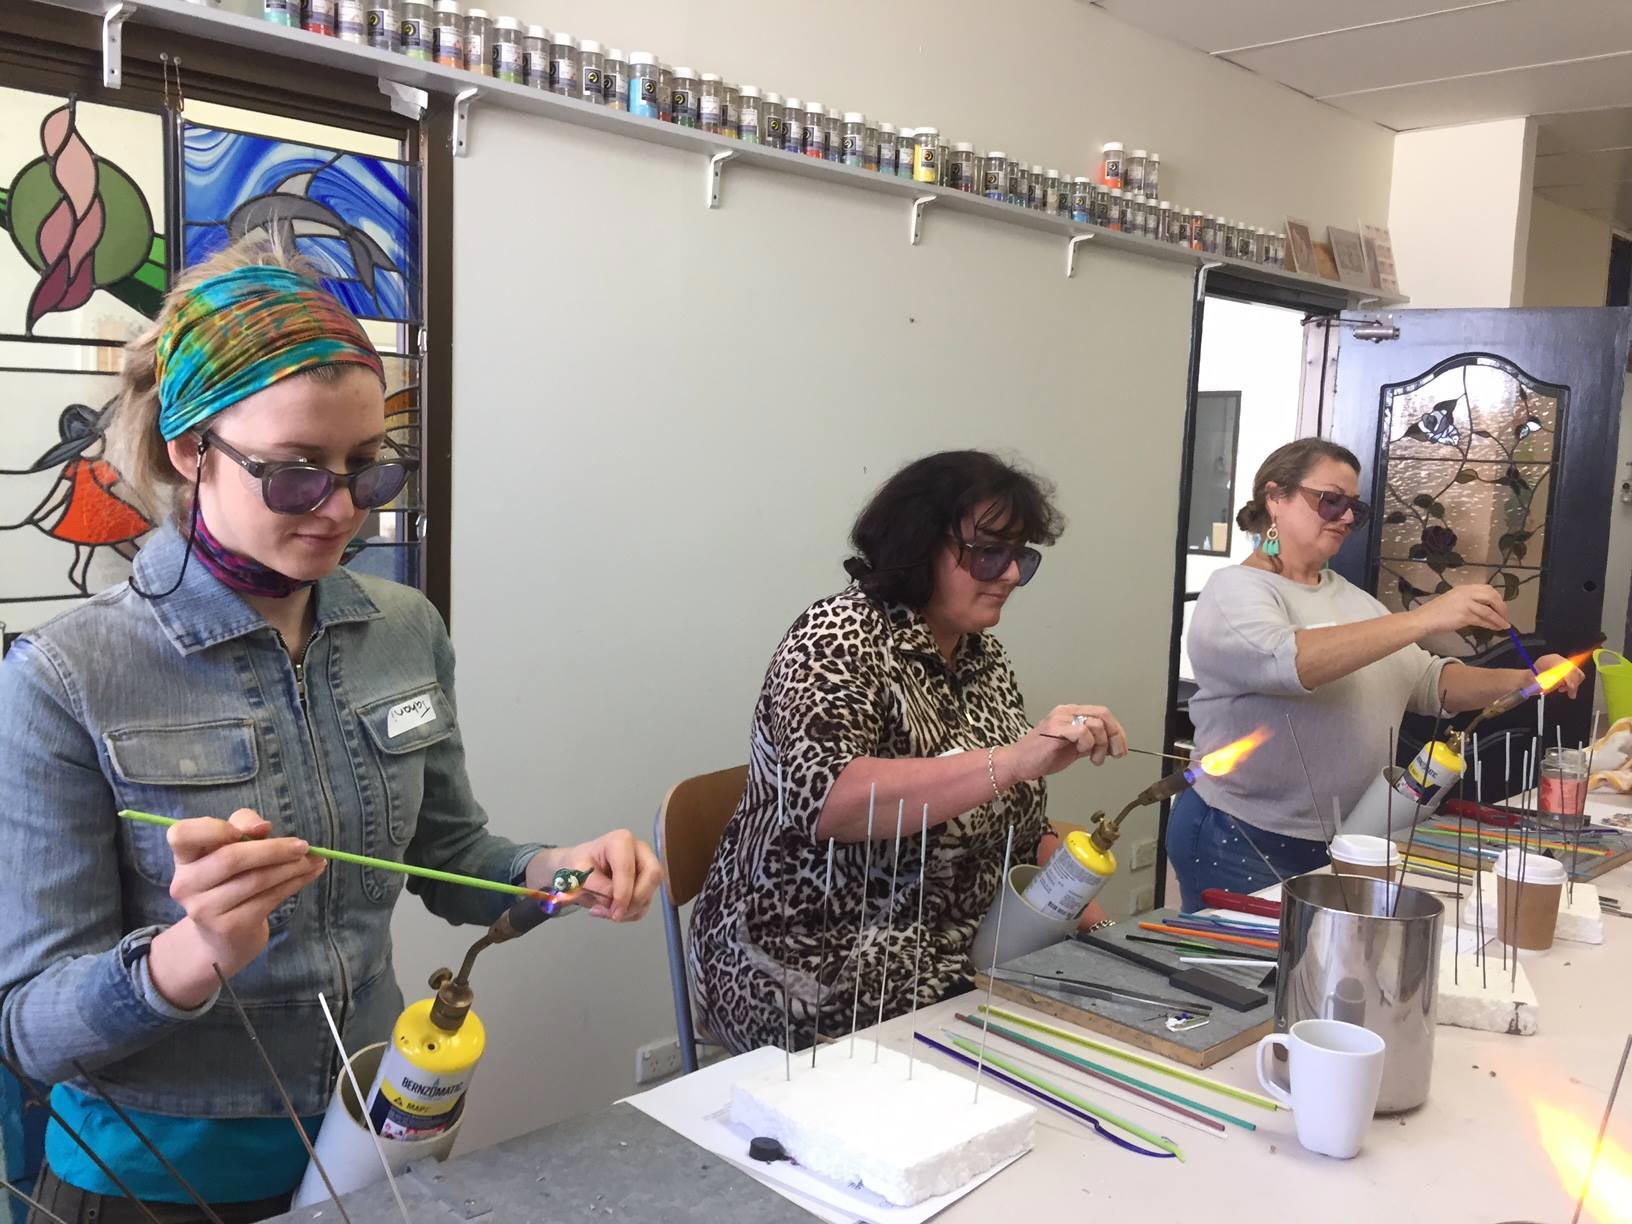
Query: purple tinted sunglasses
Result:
<box><xmin>957</xmin><ymin>538</ymin><xmax>1043</xmax><ymax>585</ymax></box>
<box><xmin>203</xmin><ymin>432</ymin><xmax>416</xmax><ymax>515</ymax></box>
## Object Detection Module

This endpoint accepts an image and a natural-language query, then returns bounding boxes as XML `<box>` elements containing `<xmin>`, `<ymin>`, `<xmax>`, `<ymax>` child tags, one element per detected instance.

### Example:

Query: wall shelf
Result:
<box><xmin>40</xmin><ymin>0</ymin><xmax>1409</xmax><ymax>309</ymax></box>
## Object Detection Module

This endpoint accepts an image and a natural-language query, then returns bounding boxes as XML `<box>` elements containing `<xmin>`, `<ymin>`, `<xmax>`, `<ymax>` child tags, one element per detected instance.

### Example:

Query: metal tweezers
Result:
<box><xmin>990</xmin><ymin>967</ymin><xmax>1214</xmax><ymax>1014</ymax></box>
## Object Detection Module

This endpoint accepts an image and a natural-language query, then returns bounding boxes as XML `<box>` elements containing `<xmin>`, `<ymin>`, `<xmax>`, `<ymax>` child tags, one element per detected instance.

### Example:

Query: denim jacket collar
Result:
<box><xmin>134</xmin><ymin>520</ymin><xmax>383</xmax><ymax>656</ymax></box>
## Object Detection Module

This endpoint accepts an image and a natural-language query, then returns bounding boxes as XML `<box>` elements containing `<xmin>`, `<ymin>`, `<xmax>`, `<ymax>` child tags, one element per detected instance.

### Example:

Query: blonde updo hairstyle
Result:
<box><xmin>104</xmin><ymin>233</ymin><xmax>352</xmax><ymax>526</ymax></box>
<box><xmin>1235</xmin><ymin>438</ymin><xmax>1361</xmax><ymax>572</ymax></box>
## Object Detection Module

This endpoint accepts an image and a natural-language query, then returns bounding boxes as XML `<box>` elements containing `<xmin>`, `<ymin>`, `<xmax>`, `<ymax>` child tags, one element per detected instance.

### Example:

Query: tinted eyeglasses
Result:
<box><xmin>957</xmin><ymin>538</ymin><xmax>1043</xmax><ymax>585</ymax></box>
<box><xmin>203</xmin><ymin>432</ymin><xmax>417</xmax><ymax>516</ymax></box>
<box><xmin>1295</xmin><ymin>485</ymin><xmax>1371</xmax><ymax>528</ymax></box>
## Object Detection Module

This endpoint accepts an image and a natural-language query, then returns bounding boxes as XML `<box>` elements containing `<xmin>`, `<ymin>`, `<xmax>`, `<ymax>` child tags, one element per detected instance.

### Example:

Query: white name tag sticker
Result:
<box><xmin>387</xmin><ymin>694</ymin><xmax>437</xmax><ymax>738</ymax></box>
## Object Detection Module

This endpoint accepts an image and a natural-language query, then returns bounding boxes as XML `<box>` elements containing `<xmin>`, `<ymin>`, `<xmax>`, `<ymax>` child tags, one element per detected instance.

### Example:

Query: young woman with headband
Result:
<box><xmin>0</xmin><ymin>238</ymin><xmax>662</xmax><ymax>1221</ymax></box>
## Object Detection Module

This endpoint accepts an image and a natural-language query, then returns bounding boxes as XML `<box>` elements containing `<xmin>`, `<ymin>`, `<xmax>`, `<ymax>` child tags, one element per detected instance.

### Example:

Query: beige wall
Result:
<box><xmin>1389</xmin><ymin>118</ymin><xmax>1535</xmax><ymax>307</ymax></box>
<box><xmin>494</xmin><ymin>0</ymin><xmax>1395</xmax><ymax>233</ymax></box>
<box><xmin>397</xmin><ymin>0</ymin><xmax>1401</xmax><ymax>1156</ymax></box>
<box><xmin>1523</xmin><ymin>195</ymin><xmax>1613</xmax><ymax>308</ymax></box>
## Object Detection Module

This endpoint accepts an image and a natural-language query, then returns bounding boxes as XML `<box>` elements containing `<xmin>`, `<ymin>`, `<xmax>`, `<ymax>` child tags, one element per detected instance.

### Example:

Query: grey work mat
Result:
<box><xmin>269</xmin><ymin>1102</ymin><xmax>814</xmax><ymax>1222</ymax></box>
<box><xmin>975</xmin><ymin>909</ymin><xmax>1277</xmax><ymax>1068</ymax></box>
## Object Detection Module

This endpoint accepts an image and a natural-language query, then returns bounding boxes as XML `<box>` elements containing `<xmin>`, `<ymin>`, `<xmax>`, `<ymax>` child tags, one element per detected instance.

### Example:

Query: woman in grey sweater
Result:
<box><xmin>1170</xmin><ymin>438</ymin><xmax>1582</xmax><ymax>911</ymax></box>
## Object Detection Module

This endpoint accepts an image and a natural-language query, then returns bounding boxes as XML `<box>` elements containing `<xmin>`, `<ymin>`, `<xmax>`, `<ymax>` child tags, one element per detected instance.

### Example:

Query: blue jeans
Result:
<box><xmin>1166</xmin><ymin>789</ymin><xmax>1330</xmax><ymax>912</ymax></box>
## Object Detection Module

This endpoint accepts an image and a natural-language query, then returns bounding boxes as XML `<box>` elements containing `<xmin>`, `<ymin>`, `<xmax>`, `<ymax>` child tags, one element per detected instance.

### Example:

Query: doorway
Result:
<box><xmin>1158</xmin><ymin>292</ymin><xmax>1332</xmax><ymax>905</ymax></box>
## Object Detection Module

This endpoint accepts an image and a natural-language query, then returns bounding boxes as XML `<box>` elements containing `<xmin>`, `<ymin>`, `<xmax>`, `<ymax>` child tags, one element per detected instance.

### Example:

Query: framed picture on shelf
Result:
<box><xmin>1312</xmin><ymin>241</ymin><xmax>1340</xmax><ymax>281</ymax></box>
<box><xmin>1360</xmin><ymin>222</ymin><xmax>1399</xmax><ymax>292</ymax></box>
<box><xmin>1328</xmin><ymin>226</ymin><xmax>1370</xmax><ymax>285</ymax></box>
<box><xmin>1284</xmin><ymin>218</ymin><xmax>1315</xmax><ymax>274</ymax></box>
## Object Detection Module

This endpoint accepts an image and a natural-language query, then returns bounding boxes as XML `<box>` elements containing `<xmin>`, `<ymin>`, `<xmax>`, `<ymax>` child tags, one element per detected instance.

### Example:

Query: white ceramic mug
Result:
<box><xmin>1256</xmin><ymin>1019</ymin><xmax>1386</xmax><ymax>1159</ymax></box>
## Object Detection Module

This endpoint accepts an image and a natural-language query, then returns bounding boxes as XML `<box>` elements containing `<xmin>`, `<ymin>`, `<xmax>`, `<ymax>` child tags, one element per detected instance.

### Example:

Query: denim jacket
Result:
<box><xmin>0</xmin><ymin>523</ymin><xmax>541</xmax><ymax>1118</ymax></box>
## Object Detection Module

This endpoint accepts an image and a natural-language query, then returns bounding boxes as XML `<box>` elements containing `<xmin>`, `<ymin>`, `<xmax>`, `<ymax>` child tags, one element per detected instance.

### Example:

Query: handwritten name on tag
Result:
<box><xmin>387</xmin><ymin>694</ymin><xmax>437</xmax><ymax>738</ymax></box>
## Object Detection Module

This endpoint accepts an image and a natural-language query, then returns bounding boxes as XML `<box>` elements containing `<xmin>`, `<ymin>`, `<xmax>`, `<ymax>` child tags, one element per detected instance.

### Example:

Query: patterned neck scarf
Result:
<box><xmin>191</xmin><ymin>509</ymin><xmax>314</xmax><ymax>600</ymax></box>
<box><xmin>155</xmin><ymin>265</ymin><xmax>384</xmax><ymax>441</ymax></box>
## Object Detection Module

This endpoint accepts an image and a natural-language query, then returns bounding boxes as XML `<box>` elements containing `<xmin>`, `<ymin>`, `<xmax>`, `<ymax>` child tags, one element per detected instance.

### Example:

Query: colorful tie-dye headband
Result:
<box><xmin>155</xmin><ymin>265</ymin><xmax>385</xmax><ymax>442</ymax></box>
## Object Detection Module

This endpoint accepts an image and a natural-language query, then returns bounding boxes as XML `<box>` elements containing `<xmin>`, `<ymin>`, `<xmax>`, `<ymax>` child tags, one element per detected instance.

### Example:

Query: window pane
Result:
<box><xmin>1375</xmin><ymin>357</ymin><xmax>1564</xmax><ymax>655</ymax></box>
<box><xmin>182</xmin><ymin>122</ymin><xmax>420</xmax><ymax>324</ymax></box>
<box><xmin>0</xmin><ymin>87</ymin><xmax>167</xmax><ymax>345</ymax></box>
<box><xmin>1</xmin><ymin>363</ymin><xmax>149</xmax><ymax>635</ymax></box>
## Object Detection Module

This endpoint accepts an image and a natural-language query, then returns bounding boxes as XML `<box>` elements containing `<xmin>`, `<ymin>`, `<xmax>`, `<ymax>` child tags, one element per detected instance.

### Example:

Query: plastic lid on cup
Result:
<box><xmin>552</xmin><ymin>32</ymin><xmax>576</xmax><ymax>46</ymax></box>
<box><xmin>954</xmin><ymin>140</ymin><xmax>975</xmax><ymax>151</ymax></box>
<box><xmin>988</xmin><ymin>150</ymin><xmax>1007</xmax><ymax>159</ymax></box>
<box><xmin>1494</xmin><ymin>849</ymin><xmax>1567</xmax><ymax>884</ymax></box>
<box><xmin>740</xmin><ymin>85</ymin><xmax>761</xmax><ymax>98</ymax></box>
<box><xmin>785</xmin><ymin>96</ymin><xmax>803</xmax><ymax>109</ymax></box>
<box><xmin>805</xmin><ymin>99</ymin><xmax>824</xmax><ymax>112</ymax></box>
<box><xmin>1073</xmin><ymin>175</ymin><xmax>1089</xmax><ymax>183</ymax></box>
<box><xmin>1045</xmin><ymin>167</ymin><xmax>1059</xmax><ymax>177</ymax></box>
<box><xmin>435</xmin><ymin>2</ymin><xmax>463</xmax><ymax>14</ymax></box>
<box><xmin>673</xmin><ymin>65</ymin><xmax>697</xmax><ymax>79</ymax></box>
<box><xmin>1330</xmin><ymin>834</ymin><xmax>1401</xmax><ymax>867</ymax></box>
<box><xmin>846</xmin><ymin>111</ymin><xmax>866</xmax><ymax>123</ymax></box>
<box><xmin>766</xmin><ymin>91</ymin><xmax>783</xmax><ymax>103</ymax></box>
<box><xmin>628</xmin><ymin>51</ymin><xmax>656</xmax><ymax>66</ymax></box>
<box><xmin>1031</xmin><ymin>164</ymin><xmax>1043</xmax><ymax>173</ymax></box>
<box><xmin>606</xmin><ymin>47</ymin><xmax>625</xmax><ymax>60</ymax></box>
<box><xmin>524</xmin><ymin>24</ymin><xmax>547</xmax><ymax>37</ymax></box>
<box><xmin>581</xmin><ymin>39</ymin><xmax>603</xmax><ymax>54</ymax></box>
<box><xmin>879</xmin><ymin>122</ymin><xmax>896</xmax><ymax>133</ymax></box>
<box><xmin>466</xmin><ymin>8</ymin><xmax>489</xmax><ymax>19</ymax></box>
<box><xmin>495</xmin><ymin>16</ymin><xmax>521</xmax><ymax>31</ymax></box>
<box><xmin>701</xmin><ymin>71</ymin><xmax>720</xmax><ymax>82</ymax></box>
<box><xmin>1131</xmin><ymin>148</ymin><xmax>1147</xmax><ymax>158</ymax></box>
<box><xmin>1102</xmin><ymin>140</ymin><xmax>1123</xmax><ymax>152</ymax></box>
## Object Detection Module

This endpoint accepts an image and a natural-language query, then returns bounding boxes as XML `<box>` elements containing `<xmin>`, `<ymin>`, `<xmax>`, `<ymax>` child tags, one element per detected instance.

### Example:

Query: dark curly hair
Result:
<box><xmin>843</xmin><ymin>450</ymin><xmax>1066</xmax><ymax>608</ymax></box>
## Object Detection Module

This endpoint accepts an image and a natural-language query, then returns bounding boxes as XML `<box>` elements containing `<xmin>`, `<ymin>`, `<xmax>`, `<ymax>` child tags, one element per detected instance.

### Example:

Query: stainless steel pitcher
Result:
<box><xmin>1274</xmin><ymin>874</ymin><xmax>1442</xmax><ymax>1114</ymax></box>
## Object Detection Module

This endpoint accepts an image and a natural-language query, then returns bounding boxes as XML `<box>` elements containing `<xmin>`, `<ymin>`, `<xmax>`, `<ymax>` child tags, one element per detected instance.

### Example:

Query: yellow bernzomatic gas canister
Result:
<box><xmin>365</xmin><ymin>984</ymin><xmax>487</xmax><ymax>1141</ymax></box>
<box><xmin>1395</xmin><ymin>739</ymin><xmax>1466</xmax><ymax>807</ymax></box>
<box><xmin>1020</xmin><ymin>829</ymin><xmax>1117</xmax><ymax>921</ymax></box>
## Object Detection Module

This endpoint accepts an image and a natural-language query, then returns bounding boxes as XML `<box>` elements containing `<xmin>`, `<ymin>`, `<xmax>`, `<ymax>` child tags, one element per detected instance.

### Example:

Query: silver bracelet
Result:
<box><xmin>986</xmin><ymin>747</ymin><xmax>1003</xmax><ymax>801</ymax></box>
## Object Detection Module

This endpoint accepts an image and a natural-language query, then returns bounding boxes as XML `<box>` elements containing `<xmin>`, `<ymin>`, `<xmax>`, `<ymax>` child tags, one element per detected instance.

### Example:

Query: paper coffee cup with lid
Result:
<box><xmin>1329</xmin><ymin>834</ymin><xmax>1400</xmax><ymax>882</ymax></box>
<box><xmin>1493</xmin><ymin>849</ymin><xmax>1565</xmax><ymax>951</ymax></box>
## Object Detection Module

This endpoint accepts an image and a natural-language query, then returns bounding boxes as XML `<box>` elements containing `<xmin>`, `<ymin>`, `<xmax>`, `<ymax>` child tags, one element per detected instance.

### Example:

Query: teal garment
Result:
<box><xmin>45</xmin><ymin>1084</ymin><xmax>321</xmax><ymax>1203</ymax></box>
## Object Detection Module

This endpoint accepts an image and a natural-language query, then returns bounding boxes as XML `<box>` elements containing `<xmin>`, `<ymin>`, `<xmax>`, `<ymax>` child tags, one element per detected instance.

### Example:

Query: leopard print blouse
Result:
<box><xmin>687</xmin><ymin>585</ymin><xmax>1047</xmax><ymax>1055</ymax></box>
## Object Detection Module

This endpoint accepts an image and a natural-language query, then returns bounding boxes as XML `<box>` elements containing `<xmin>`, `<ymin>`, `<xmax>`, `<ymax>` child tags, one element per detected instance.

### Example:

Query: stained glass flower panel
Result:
<box><xmin>1376</xmin><ymin>356</ymin><xmax>1564</xmax><ymax>654</ymax></box>
<box><xmin>0</xmin><ymin>87</ymin><xmax>166</xmax><ymax>344</ymax></box>
<box><xmin>181</xmin><ymin>123</ymin><xmax>418</xmax><ymax>323</ymax></box>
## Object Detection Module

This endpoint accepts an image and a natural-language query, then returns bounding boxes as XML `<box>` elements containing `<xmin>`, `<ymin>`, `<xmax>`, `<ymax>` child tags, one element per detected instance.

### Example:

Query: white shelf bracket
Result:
<box><xmin>909</xmin><ymin>195</ymin><xmax>935</xmax><ymax>246</ymax></box>
<box><xmin>706</xmin><ymin>150</ymin><xmax>736</xmax><ymax>209</ymax></box>
<box><xmin>379</xmin><ymin>79</ymin><xmax>428</xmax><ymax>120</ymax></box>
<box><xmin>451</xmin><ymin>87</ymin><xmax>480</xmax><ymax>157</ymax></box>
<box><xmin>1065</xmin><ymin>233</ymin><xmax>1095</xmax><ymax>279</ymax></box>
<box><xmin>103</xmin><ymin>2</ymin><xmax>136</xmax><ymax>88</ymax></box>
<box><xmin>1357</xmin><ymin>295</ymin><xmax>1380</xmax><ymax>308</ymax></box>
<box><xmin>1196</xmin><ymin>260</ymin><xmax>1224</xmax><ymax>302</ymax></box>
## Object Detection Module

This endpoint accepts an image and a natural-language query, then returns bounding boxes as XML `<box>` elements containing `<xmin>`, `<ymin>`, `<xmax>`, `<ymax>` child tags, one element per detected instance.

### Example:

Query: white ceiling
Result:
<box><xmin>1091</xmin><ymin>0</ymin><xmax>1632</xmax><ymax>230</ymax></box>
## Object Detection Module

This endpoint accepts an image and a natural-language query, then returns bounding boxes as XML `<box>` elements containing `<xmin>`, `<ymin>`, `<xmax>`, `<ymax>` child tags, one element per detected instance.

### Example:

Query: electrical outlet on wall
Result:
<box><xmin>1131</xmin><ymin>885</ymin><xmax>1155</xmax><ymax>913</ymax></box>
<box><xmin>1130</xmin><ymin>840</ymin><xmax>1157</xmax><ymax>870</ymax></box>
<box><xmin>635</xmin><ymin>1037</ymin><xmax>683</xmax><ymax>1084</ymax></box>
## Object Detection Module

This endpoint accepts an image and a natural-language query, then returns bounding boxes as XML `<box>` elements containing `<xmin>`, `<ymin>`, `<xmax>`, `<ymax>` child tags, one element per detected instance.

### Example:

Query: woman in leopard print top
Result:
<box><xmin>689</xmin><ymin>451</ymin><xmax>1128</xmax><ymax>1054</ymax></box>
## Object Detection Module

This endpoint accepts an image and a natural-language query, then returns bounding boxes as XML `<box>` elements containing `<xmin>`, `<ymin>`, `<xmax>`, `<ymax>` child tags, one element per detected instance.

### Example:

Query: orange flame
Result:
<box><xmin>1535</xmin><ymin>1099</ymin><xmax>1632</xmax><ymax>1223</ymax></box>
<box><xmin>1533</xmin><ymin>650</ymin><xmax>1594</xmax><ymax>696</ymax></box>
<box><xmin>1196</xmin><ymin>727</ymin><xmax>1273</xmax><ymax>778</ymax></box>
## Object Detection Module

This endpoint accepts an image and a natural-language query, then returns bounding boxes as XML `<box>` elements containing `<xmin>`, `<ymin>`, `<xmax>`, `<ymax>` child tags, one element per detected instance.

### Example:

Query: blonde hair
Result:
<box><xmin>105</xmin><ymin>233</ymin><xmax>353</xmax><ymax>524</ymax></box>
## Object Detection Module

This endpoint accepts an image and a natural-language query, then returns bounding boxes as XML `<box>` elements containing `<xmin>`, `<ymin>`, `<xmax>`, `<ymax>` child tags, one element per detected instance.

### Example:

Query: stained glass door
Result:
<box><xmin>1328</xmin><ymin>307</ymin><xmax>1632</xmax><ymax>793</ymax></box>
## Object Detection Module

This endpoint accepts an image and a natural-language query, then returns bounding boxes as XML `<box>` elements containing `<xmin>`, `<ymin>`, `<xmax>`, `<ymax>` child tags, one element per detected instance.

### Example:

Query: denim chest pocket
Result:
<box><xmin>103</xmin><ymin>719</ymin><xmax>298</xmax><ymax>929</ymax></box>
<box><xmin>355</xmin><ymin>685</ymin><xmax>454</xmax><ymax>903</ymax></box>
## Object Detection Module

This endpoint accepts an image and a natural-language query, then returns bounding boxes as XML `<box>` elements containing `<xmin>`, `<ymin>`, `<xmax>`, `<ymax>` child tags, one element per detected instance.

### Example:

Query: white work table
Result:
<box><xmin>860</xmin><ymin>790</ymin><xmax>1632</xmax><ymax>1224</ymax></box>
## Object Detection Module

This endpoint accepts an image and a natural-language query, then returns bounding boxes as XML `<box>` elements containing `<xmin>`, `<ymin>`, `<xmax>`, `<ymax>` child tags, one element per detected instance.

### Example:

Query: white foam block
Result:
<box><xmin>1437</xmin><ymin>950</ymin><xmax>1539</xmax><ymax>1035</ymax></box>
<box><xmin>1459</xmin><ymin>873</ymin><xmax>1604</xmax><ymax>945</ymax></box>
<box><xmin>729</xmin><ymin>1046</ymin><xmax>1034</xmax><ymax>1207</ymax></box>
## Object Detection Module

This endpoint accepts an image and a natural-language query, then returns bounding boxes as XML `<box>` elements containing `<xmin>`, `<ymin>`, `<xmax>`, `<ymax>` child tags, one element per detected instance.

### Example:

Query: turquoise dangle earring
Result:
<box><xmin>1263</xmin><ymin>522</ymin><xmax>1281</xmax><ymax>558</ymax></box>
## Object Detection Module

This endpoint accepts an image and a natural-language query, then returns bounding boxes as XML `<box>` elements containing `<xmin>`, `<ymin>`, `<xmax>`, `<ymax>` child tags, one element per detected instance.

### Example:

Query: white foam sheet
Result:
<box><xmin>623</xmin><ymin>1046</ymin><xmax>1032</xmax><ymax>1224</ymax></box>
